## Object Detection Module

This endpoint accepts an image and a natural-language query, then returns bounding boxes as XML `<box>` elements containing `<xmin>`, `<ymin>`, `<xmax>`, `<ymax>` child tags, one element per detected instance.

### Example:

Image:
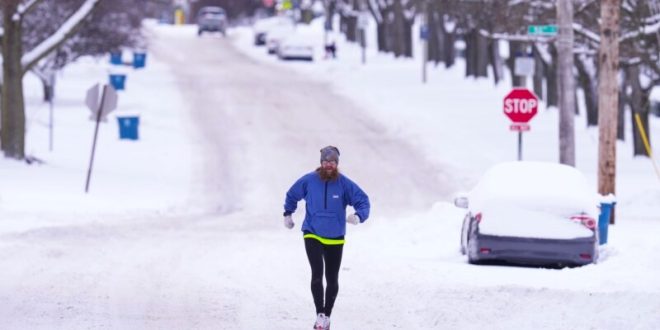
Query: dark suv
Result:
<box><xmin>197</xmin><ymin>6</ymin><xmax>227</xmax><ymax>36</ymax></box>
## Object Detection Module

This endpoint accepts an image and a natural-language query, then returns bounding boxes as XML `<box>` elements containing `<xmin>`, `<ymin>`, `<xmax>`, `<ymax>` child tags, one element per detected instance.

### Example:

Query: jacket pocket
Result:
<box><xmin>312</xmin><ymin>211</ymin><xmax>342</xmax><ymax>237</ymax></box>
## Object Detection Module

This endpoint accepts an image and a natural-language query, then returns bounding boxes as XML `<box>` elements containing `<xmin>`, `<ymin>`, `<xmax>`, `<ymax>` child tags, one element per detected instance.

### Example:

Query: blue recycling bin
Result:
<box><xmin>598</xmin><ymin>202</ymin><xmax>616</xmax><ymax>245</ymax></box>
<box><xmin>420</xmin><ymin>25</ymin><xmax>429</xmax><ymax>40</ymax></box>
<box><xmin>117</xmin><ymin>116</ymin><xmax>139</xmax><ymax>140</ymax></box>
<box><xmin>133</xmin><ymin>52</ymin><xmax>147</xmax><ymax>69</ymax></box>
<box><xmin>110</xmin><ymin>51</ymin><xmax>123</xmax><ymax>65</ymax></box>
<box><xmin>109</xmin><ymin>74</ymin><xmax>126</xmax><ymax>91</ymax></box>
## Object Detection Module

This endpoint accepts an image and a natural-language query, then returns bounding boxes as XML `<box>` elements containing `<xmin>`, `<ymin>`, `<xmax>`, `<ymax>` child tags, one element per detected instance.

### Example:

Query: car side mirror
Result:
<box><xmin>454</xmin><ymin>196</ymin><xmax>469</xmax><ymax>209</ymax></box>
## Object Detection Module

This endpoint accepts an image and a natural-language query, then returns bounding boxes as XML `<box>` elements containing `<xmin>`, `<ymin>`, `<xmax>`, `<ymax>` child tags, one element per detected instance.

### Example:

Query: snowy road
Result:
<box><xmin>0</xmin><ymin>26</ymin><xmax>658</xmax><ymax>330</ymax></box>
<box><xmin>148</xmin><ymin>29</ymin><xmax>454</xmax><ymax>218</ymax></box>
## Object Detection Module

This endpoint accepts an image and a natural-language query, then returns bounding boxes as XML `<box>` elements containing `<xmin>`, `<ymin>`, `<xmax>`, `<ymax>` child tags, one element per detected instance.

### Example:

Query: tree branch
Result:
<box><xmin>619</xmin><ymin>19</ymin><xmax>660</xmax><ymax>43</ymax></box>
<box><xmin>478</xmin><ymin>29</ymin><xmax>556</xmax><ymax>43</ymax></box>
<box><xmin>572</xmin><ymin>22</ymin><xmax>600</xmax><ymax>44</ymax></box>
<box><xmin>21</xmin><ymin>0</ymin><xmax>103</xmax><ymax>74</ymax></box>
<box><xmin>17</xmin><ymin>0</ymin><xmax>45</xmax><ymax>18</ymax></box>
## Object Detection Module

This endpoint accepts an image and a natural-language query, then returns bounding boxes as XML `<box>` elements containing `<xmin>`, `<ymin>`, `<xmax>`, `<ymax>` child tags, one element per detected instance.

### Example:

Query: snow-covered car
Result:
<box><xmin>253</xmin><ymin>16</ymin><xmax>294</xmax><ymax>46</ymax></box>
<box><xmin>455</xmin><ymin>161</ymin><xmax>600</xmax><ymax>267</ymax></box>
<box><xmin>266</xmin><ymin>23</ymin><xmax>295</xmax><ymax>54</ymax></box>
<box><xmin>277</xmin><ymin>33</ymin><xmax>315</xmax><ymax>61</ymax></box>
<box><xmin>197</xmin><ymin>6</ymin><xmax>227</xmax><ymax>36</ymax></box>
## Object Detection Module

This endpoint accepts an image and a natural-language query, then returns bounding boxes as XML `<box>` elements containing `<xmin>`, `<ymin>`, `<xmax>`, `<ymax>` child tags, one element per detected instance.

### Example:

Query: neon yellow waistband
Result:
<box><xmin>304</xmin><ymin>234</ymin><xmax>345</xmax><ymax>245</ymax></box>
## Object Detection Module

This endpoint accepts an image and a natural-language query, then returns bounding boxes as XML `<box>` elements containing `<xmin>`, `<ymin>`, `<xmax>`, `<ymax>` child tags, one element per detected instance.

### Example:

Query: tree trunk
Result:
<box><xmin>427</xmin><ymin>6</ymin><xmax>442</xmax><ymax>64</ymax></box>
<box><xmin>381</xmin><ymin>6</ymin><xmax>394</xmax><ymax>53</ymax></box>
<box><xmin>475</xmin><ymin>31</ymin><xmax>489</xmax><ymax>78</ymax></box>
<box><xmin>1</xmin><ymin>2</ymin><xmax>27</xmax><ymax>160</ymax></box>
<box><xmin>465</xmin><ymin>31</ymin><xmax>477</xmax><ymax>78</ymax></box>
<box><xmin>533</xmin><ymin>46</ymin><xmax>544</xmax><ymax>100</ymax></box>
<box><xmin>627</xmin><ymin>65</ymin><xmax>651</xmax><ymax>156</ymax></box>
<box><xmin>376</xmin><ymin>22</ymin><xmax>387</xmax><ymax>52</ymax></box>
<box><xmin>597</xmin><ymin>0</ymin><xmax>620</xmax><ymax>216</ymax></box>
<box><xmin>41</xmin><ymin>78</ymin><xmax>55</xmax><ymax>102</ymax></box>
<box><xmin>489</xmin><ymin>39</ymin><xmax>503</xmax><ymax>84</ymax></box>
<box><xmin>507</xmin><ymin>41</ymin><xmax>524</xmax><ymax>87</ymax></box>
<box><xmin>392</xmin><ymin>0</ymin><xmax>409</xmax><ymax>57</ymax></box>
<box><xmin>545</xmin><ymin>44</ymin><xmax>559</xmax><ymax>108</ymax></box>
<box><xmin>403</xmin><ymin>19</ymin><xmax>413</xmax><ymax>57</ymax></box>
<box><xmin>443</xmin><ymin>30</ymin><xmax>456</xmax><ymax>68</ymax></box>
<box><xmin>617</xmin><ymin>69</ymin><xmax>629</xmax><ymax>141</ymax></box>
<box><xmin>343</xmin><ymin>13</ymin><xmax>358</xmax><ymax>42</ymax></box>
<box><xmin>575</xmin><ymin>55</ymin><xmax>598</xmax><ymax>126</ymax></box>
<box><xmin>325</xmin><ymin>0</ymin><xmax>336</xmax><ymax>32</ymax></box>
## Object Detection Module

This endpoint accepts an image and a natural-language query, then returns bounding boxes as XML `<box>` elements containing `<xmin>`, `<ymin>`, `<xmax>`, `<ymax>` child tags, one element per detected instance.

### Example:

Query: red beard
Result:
<box><xmin>316</xmin><ymin>166</ymin><xmax>339</xmax><ymax>181</ymax></box>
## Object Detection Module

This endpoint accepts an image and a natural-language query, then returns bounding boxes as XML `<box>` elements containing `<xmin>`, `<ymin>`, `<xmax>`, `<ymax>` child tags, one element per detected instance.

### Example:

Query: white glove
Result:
<box><xmin>283</xmin><ymin>215</ymin><xmax>294</xmax><ymax>229</ymax></box>
<box><xmin>346</xmin><ymin>213</ymin><xmax>360</xmax><ymax>225</ymax></box>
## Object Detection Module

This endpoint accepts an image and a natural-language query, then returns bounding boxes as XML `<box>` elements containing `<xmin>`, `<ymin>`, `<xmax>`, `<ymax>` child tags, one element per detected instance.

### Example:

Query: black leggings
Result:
<box><xmin>304</xmin><ymin>237</ymin><xmax>343</xmax><ymax>317</ymax></box>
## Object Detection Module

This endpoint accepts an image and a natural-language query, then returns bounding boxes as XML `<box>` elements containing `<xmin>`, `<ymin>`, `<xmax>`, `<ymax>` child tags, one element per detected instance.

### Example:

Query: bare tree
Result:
<box><xmin>28</xmin><ymin>0</ymin><xmax>148</xmax><ymax>101</ymax></box>
<box><xmin>1</xmin><ymin>0</ymin><xmax>103</xmax><ymax>160</ymax></box>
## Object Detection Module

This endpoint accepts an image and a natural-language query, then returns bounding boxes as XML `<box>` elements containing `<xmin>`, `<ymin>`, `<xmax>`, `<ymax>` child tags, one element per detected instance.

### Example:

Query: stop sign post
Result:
<box><xmin>503</xmin><ymin>88</ymin><xmax>539</xmax><ymax>160</ymax></box>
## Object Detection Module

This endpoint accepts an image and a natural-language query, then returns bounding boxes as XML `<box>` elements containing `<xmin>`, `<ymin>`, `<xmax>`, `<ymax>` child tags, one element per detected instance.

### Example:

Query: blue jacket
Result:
<box><xmin>284</xmin><ymin>171</ymin><xmax>370</xmax><ymax>238</ymax></box>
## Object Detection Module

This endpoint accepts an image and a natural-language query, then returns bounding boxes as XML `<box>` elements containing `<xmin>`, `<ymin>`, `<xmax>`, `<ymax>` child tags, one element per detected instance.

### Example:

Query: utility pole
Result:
<box><xmin>598</xmin><ymin>0</ymin><xmax>621</xmax><ymax>223</ymax></box>
<box><xmin>557</xmin><ymin>0</ymin><xmax>576</xmax><ymax>166</ymax></box>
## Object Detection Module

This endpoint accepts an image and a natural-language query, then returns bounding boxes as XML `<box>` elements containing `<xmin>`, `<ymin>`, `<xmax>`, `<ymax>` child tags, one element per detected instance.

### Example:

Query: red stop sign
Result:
<box><xmin>503</xmin><ymin>88</ymin><xmax>539</xmax><ymax>123</ymax></box>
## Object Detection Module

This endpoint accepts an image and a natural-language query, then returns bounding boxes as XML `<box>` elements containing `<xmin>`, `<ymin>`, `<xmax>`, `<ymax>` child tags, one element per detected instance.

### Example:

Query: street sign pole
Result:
<box><xmin>49</xmin><ymin>85</ymin><xmax>54</xmax><ymax>151</ymax></box>
<box><xmin>48</xmin><ymin>73</ymin><xmax>56</xmax><ymax>151</ymax></box>
<box><xmin>518</xmin><ymin>131</ymin><xmax>522</xmax><ymax>161</ymax></box>
<box><xmin>85</xmin><ymin>84</ymin><xmax>109</xmax><ymax>193</ymax></box>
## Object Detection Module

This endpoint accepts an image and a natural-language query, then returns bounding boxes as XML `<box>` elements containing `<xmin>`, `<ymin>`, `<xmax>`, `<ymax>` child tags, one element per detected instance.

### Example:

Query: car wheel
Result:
<box><xmin>466</xmin><ymin>229</ymin><xmax>480</xmax><ymax>264</ymax></box>
<box><xmin>467</xmin><ymin>247</ymin><xmax>480</xmax><ymax>265</ymax></box>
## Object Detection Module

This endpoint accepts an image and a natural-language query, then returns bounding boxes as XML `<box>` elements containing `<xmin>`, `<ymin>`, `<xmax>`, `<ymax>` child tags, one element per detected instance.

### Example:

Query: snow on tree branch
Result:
<box><xmin>367</xmin><ymin>0</ymin><xmax>383</xmax><ymax>23</ymax></box>
<box><xmin>17</xmin><ymin>0</ymin><xmax>43</xmax><ymax>17</ymax></box>
<box><xmin>644</xmin><ymin>13</ymin><xmax>660</xmax><ymax>26</ymax></box>
<box><xmin>534</xmin><ymin>43</ymin><xmax>552</xmax><ymax>65</ymax></box>
<box><xmin>620</xmin><ymin>19</ymin><xmax>660</xmax><ymax>43</ymax></box>
<box><xmin>478</xmin><ymin>29</ymin><xmax>555</xmax><ymax>43</ymax></box>
<box><xmin>21</xmin><ymin>0</ymin><xmax>102</xmax><ymax>73</ymax></box>
<box><xmin>13</xmin><ymin>0</ymin><xmax>44</xmax><ymax>22</ymax></box>
<box><xmin>573</xmin><ymin>22</ymin><xmax>600</xmax><ymax>43</ymax></box>
<box><xmin>508</xmin><ymin>0</ymin><xmax>554</xmax><ymax>10</ymax></box>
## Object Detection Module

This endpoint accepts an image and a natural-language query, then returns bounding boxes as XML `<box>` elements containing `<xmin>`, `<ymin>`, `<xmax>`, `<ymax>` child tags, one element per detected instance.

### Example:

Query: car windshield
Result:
<box><xmin>199</xmin><ymin>7</ymin><xmax>225</xmax><ymax>17</ymax></box>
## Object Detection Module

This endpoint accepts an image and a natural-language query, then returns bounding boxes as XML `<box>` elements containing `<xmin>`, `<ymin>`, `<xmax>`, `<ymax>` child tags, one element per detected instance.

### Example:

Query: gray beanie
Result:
<box><xmin>320</xmin><ymin>146</ymin><xmax>340</xmax><ymax>163</ymax></box>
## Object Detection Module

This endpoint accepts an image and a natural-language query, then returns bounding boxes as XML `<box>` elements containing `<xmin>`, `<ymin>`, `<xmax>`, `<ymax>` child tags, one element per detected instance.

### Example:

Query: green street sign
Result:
<box><xmin>528</xmin><ymin>25</ymin><xmax>558</xmax><ymax>36</ymax></box>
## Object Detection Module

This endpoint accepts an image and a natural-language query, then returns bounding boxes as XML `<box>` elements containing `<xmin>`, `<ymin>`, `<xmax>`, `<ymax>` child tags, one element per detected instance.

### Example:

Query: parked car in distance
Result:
<box><xmin>265</xmin><ymin>23</ymin><xmax>295</xmax><ymax>54</ymax></box>
<box><xmin>277</xmin><ymin>31</ymin><xmax>315</xmax><ymax>61</ymax></box>
<box><xmin>455</xmin><ymin>161</ymin><xmax>600</xmax><ymax>267</ymax></box>
<box><xmin>197</xmin><ymin>6</ymin><xmax>227</xmax><ymax>36</ymax></box>
<box><xmin>253</xmin><ymin>16</ymin><xmax>294</xmax><ymax>46</ymax></box>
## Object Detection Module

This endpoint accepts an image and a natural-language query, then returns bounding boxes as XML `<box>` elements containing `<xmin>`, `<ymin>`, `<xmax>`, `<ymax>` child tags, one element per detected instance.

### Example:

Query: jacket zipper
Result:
<box><xmin>324</xmin><ymin>182</ymin><xmax>328</xmax><ymax>209</ymax></box>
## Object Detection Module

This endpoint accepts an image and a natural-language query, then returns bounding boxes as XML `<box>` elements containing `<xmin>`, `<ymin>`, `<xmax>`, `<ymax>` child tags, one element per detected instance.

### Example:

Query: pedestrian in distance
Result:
<box><xmin>283</xmin><ymin>146</ymin><xmax>370</xmax><ymax>330</ymax></box>
<box><xmin>324</xmin><ymin>41</ymin><xmax>337</xmax><ymax>59</ymax></box>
